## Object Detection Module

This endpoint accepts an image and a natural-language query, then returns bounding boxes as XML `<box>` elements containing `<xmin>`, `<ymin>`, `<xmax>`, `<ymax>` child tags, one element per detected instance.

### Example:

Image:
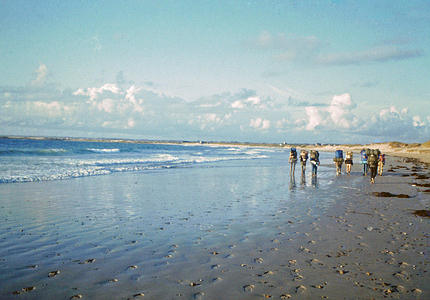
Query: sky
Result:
<box><xmin>1</xmin><ymin>0</ymin><xmax>429</xmax><ymax>143</ymax></box>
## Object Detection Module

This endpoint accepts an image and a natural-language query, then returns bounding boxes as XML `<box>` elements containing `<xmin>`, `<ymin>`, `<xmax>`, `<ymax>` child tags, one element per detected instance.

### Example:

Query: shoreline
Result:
<box><xmin>2</xmin><ymin>134</ymin><xmax>430</xmax><ymax>165</ymax></box>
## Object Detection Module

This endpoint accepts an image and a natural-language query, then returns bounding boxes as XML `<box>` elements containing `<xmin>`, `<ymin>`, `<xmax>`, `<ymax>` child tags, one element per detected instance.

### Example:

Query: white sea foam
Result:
<box><xmin>87</xmin><ymin>148</ymin><xmax>120</xmax><ymax>153</ymax></box>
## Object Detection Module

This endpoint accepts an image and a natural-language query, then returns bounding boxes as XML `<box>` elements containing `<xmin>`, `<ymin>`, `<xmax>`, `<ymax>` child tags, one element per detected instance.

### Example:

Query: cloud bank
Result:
<box><xmin>1</xmin><ymin>65</ymin><xmax>428</xmax><ymax>143</ymax></box>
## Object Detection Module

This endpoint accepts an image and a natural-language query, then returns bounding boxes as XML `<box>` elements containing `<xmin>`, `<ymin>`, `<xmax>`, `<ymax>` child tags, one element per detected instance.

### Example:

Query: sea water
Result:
<box><xmin>0</xmin><ymin>138</ymin><xmax>271</xmax><ymax>183</ymax></box>
<box><xmin>0</xmin><ymin>138</ymin><xmax>339</xmax><ymax>299</ymax></box>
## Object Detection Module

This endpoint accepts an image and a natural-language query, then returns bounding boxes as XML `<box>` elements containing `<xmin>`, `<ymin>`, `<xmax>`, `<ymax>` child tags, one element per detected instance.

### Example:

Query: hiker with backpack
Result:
<box><xmin>289</xmin><ymin>147</ymin><xmax>297</xmax><ymax>175</ymax></box>
<box><xmin>309</xmin><ymin>150</ymin><xmax>320</xmax><ymax>176</ymax></box>
<box><xmin>378</xmin><ymin>153</ymin><xmax>385</xmax><ymax>176</ymax></box>
<box><xmin>345</xmin><ymin>151</ymin><xmax>353</xmax><ymax>175</ymax></box>
<box><xmin>333</xmin><ymin>150</ymin><xmax>344</xmax><ymax>175</ymax></box>
<box><xmin>367</xmin><ymin>149</ymin><xmax>380</xmax><ymax>184</ymax></box>
<box><xmin>300</xmin><ymin>150</ymin><xmax>308</xmax><ymax>174</ymax></box>
<box><xmin>360</xmin><ymin>149</ymin><xmax>368</xmax><ymax>176</ymax></box>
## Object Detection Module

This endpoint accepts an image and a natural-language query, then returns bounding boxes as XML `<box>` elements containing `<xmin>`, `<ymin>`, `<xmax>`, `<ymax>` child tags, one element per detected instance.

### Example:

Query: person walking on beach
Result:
<box><xmin>310</xmin><ymin>150</ymin><xmax>319</xmax><ymax>176</ymax></box>
<box><xmin>345</xmin><ymin>151</ymin><xmax>353</xmax><ymax>175</ymax></box>
<box><xmin>289</xmin><ymin>147</ymin><xmax>297</xmax><ymax>175</ymax></box>
<box><xmin>334</xmin><ymin>150</ymin><xmax>344</xmax><ymax>175</ymax></box>
<box><xmin>300</xmin><ymin>150</ymin><xmax>308</xmax><ymax>174</ymax></box>
<box><xmin>360</xmin><ymin>149</ymin><xmax>368</xmax><ymax>176</ymax></box>
<box><xmin>378</xmin><ymin>153</ymin><xmax>385</xmax><ymax>176</ymax></box>
<box><xmin>368</xmin><ymin>149</ymin><xmax>379</xmax><ymax>184</ymax></box>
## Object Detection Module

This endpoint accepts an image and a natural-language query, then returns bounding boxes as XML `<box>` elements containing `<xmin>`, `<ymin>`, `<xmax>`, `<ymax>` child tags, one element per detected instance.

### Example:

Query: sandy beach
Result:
<box><xmin>0</xmin><ymin>148</ymin><xmax>429</xmax><ymax>299</ymax></box>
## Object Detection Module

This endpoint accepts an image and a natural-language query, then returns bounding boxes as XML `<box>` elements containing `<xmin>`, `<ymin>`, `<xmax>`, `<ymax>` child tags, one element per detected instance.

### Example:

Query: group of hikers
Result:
<box><xmin>289</xmin><ymin>148</ymin><xmax>320</xmax><ymax>176</ymax></box>
<box><xmin>289</xmin><ymin>148</ymin><xmax>386</xmax><ymax>184</ymax></box>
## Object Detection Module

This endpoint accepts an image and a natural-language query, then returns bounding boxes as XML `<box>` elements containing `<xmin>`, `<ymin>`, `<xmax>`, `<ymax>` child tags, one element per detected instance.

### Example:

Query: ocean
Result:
<box><xmin>0</xmin><ymin>138</ymin><xmax>273</xmax><ymax>184</ymax></box>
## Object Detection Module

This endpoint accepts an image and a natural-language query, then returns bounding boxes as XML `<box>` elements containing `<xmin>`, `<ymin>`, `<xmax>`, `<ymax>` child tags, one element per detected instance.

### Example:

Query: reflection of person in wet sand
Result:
<box><xmin>289</xmin><ymin>171</ymin><xmax>296</xmax><ymax>190</ymax></box>
<box><xmin>311</xmin><ymin>173</ymin><xmax>318</xmax><ymax>187</ymax></box>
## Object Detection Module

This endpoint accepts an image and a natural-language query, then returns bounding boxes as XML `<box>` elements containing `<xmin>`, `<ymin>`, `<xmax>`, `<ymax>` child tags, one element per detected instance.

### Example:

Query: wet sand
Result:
<box><xmin>0</xmin><ymin>152</ymin><xmax>429</xmax><ymax>299</ymax></box>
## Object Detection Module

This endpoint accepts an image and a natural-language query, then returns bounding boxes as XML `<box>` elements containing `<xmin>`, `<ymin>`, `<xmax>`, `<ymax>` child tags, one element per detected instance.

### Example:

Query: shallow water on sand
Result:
<box><xmin>0</xmin><ymin>151</ymin><xmax>353</xmax><ymax>299</ymax></box>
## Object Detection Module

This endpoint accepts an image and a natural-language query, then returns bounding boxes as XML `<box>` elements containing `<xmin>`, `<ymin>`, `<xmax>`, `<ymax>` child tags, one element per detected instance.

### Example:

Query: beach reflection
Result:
<box><xmin>289</xmin><ymin>172</ymin><xmax>296</xmax><ymax>190</ymax></box>
<box><xmin>300</xmin><ymin>171</ymin><xmax>306</xmax><ymax>186</ymax></box>
<box><xmin>311</xmin><ymin>174</ymin><xmax>318</xmax><ymax>188</ymax></box>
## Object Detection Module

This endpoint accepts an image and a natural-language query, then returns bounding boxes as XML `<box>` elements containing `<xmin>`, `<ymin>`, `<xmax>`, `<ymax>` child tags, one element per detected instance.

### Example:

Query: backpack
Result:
<box><xmin>368</xmin><ymin>154</ymin><xmax>377</xmax><ymax>164</ymax></box>
<box><xmin>361</xmin><ymin>149</ymin><xmax>367</xmax><ymax>161</ymax></box>
<box><xmin>310</xmin><ymin>150</ymin><xmax>319</xmax><ymax>160</ymax></box>
<box><xmin>300</xmin><ymin>150</ymin><xmax>308</xmax><ymax>160</ymax></box>
<box><xmin>365</xmin><ymin>148</ymin><xmax>371</xmax><ymax>156</ymax></box>
<box><xmin>335</xmin><ymin>150</ymin><xmax>343</xmax><ymax>159</ymax></box>
<box><xmin>290</xmin><ymin>148</ymin><xmax>297</xmax><ymax>158</ymax></box>
<box><xmin>346</xmin><ymin>151</ymin><xmax>353</xmax><ymax>159</ymax></box>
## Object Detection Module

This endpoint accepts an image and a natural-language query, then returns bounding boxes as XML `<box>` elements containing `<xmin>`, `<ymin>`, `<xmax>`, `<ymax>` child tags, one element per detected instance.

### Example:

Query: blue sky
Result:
<box><xmin>1</xmin><ymin>0</ymin><xmax>429</xmax><ymax>143</ymax></box>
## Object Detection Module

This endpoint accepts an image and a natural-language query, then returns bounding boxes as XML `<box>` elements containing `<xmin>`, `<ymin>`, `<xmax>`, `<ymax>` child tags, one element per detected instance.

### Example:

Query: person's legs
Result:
<box><xmin>370</xmin><ymin>167</ymin><xmax>377</xmax><ymax>183</ymax></box>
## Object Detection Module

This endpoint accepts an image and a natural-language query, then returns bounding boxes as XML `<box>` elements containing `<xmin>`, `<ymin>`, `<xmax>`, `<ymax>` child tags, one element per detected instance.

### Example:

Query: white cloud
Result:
<box><xmin>304</xmin><ymin>93</ymin><xmax>356</xmax><ymax>130</ymax></box>
<box><xmin>31</xmin><ymin>64</ymin><xmax>48</xmax><ymax>86</ymax></box>
<box><xmin>73</xmin><ymin>83</ymin><xmax>121</xmax><ymax>101</ymax></box>
<box><xmin>96</xmin><ymin>98</ymin><xmax>114</xmax><ymax>113</ymax></box>
<box><xmin>250</xmin><ymin>117</ymin><xmax>270</xmax><ymax>130</ymax></box>
<box><xmin>246</xmin><ymin>96</ymin><xmax>261</xmax><ymax>105</ymax></box>
<box><xmin>413</xmin><ymin>116</ymin><xmax>425</xmax><ymax>127</ymax></box>
<box><xmin>231</xmin><ymin>100</ymin><xmax>245</xmax><ymax>109</ymax></box>
<box><xmin>327</xmin><ymin>93</ymin><xmax>355</xmax><ymax>128</ymax></box>
<box><xmin>33</xmin><ymin>101</ymin><xmax>73</xmax><ymax>117</ymax></box>
<box><xmin>305</xmin><ymin>106</ymin><xmax>325</xmax><ymax>130</ymax></box>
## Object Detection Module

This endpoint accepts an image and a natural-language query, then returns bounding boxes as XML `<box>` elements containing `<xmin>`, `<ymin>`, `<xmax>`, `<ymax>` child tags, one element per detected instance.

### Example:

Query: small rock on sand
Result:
<box><xmin>243</xmin><ymin>284</ymin><xmax>255</xmax><ymax>292</ymax></box>
<box><xmin>393</xmin><ymin>271</ymin><xmax>409</xmax><ymax>281</ymax></box>
<box><xmin>70</xmin><ymin>295</ymin><xmax>83</xmax><ymax>299</ymax></box>
<box><xmin>79</xmin><ymin>258</ymin><xmax>96</xmax><ymax>264</ymax></box>
<box><xmin>194</xmin><ymin>292</ymin><xmax>205</xmax><ymax>299</ymax></box>
<box><xmin>280</xmin><ymin>294</ymin><xmax>291</xmax><ymax>299</ymax></box>
<box><xmin>13</xmin><ymin>286</ymin><xmax>36</xmax><ymax>294</ymax></box>
<box><xmin>296</xmin><ymin>285</ymin><xmax>307</xmax><ymax>294</ymax></box>
<box><xmin>412</xmin><ymin>288</ymin><xmax>422</xmax><ymax>295</ymax></box>
<box><xmin>393</xmin><ymin>285</ymin><xmax>405</xmax><ymax>293</ymax></box>
<box><xmin>133</xmin><ymin>293</ymin><xmax>145</xmax><ymax>297</ymax></box>
<box><xmin>48</xmin><ymin>270</ymin><xmax>60</xmax><ymax>277</ymax></box>
<box><xmin>254</xmin><ymin>257</ymin><xmax>264</xmax><ymax>263</ymax></box>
